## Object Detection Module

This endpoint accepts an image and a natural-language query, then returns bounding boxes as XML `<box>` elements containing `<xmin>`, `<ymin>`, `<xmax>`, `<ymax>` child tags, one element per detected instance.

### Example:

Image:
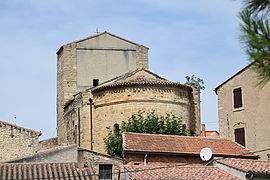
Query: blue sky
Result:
<box><xmin>0</xmin><ymin>0</ymin><xmax>248</xmax><ymax>140</ymax></box>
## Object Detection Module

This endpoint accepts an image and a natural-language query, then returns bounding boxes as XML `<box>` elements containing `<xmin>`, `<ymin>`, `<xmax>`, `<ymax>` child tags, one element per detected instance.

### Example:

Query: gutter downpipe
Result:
<box><xmin>144</xmin><ymin>154</ymin><xmax>148</xmax><ymax>166</ymax></box>
<box><xmin>89</xmin><ymin>98</ymin><xmax>93</xmax><ymax>150</ymax></box>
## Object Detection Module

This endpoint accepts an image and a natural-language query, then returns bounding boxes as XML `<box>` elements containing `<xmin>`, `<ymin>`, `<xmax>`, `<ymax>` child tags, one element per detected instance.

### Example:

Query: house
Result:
<box><xmin>1</xmin><ymin>144</ymin><xmax>122</xmax><ymax>180</ymax></box>
<box><xmin>122</xmin><ymin>132</ymin><xmax>258</xmax><ymax>166</ymax></box>
<box><xmin>212</xmin><ymin>158</ymin><xmax>270</xmax><ymax>179</ymax></box>
<box><xmin>121</xmin><ymin>166</ymin><xmax>240</xmax><ymax>180</ymax></box>
<box><xmin>201</xmin><ymin>124</ymin><xmax>220</xmax><ymax>138</ymax></box>
<box><xmin>214</xmin><ymin>63</ymin><xmax>270</xmax><ymax>159</ymax></box>
<box><xmin>0</xmin><ymin>120</ymin><xmax>41</xmax><ymax>162</ymax></box>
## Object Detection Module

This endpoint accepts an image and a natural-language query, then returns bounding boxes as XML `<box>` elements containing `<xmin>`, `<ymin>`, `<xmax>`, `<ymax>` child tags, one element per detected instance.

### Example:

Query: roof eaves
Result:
<box><xmin>214</xmin><ymin>62</ymin><xmax>254</xmax><ymax>94</ymax></box>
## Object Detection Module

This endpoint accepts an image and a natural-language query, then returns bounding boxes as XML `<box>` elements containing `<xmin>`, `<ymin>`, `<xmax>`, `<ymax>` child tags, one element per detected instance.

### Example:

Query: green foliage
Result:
<box><xmin>104</xmin><ymin>110</ymin><xmax>189</xmax><ymax>157</ymax></box>
<box><xmin>185</xmin><ymin>75</ymin><xmax>205</xmax><ymax>90</ymax></box>
<box><xmin>240</xmin><ymin>0</ymin><xmax>270</xmax><ymax>85</ymax></box>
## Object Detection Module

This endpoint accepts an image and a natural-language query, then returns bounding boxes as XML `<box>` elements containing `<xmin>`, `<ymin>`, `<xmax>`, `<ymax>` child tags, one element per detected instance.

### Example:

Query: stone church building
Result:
<box><xmin>57</xmin><ymin>32</ymin><xmax>201</xmax><ymax>153</ymax></box>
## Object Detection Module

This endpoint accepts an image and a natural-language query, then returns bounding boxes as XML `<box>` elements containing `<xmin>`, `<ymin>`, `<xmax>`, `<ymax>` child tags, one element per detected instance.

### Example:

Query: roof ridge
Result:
<box><xmin>220</xmin><ymin>158</ymin><xmax>270</xmax><ymax>163</ymax></box>
<box><xmin>0</xmin><ymin>161</ymin><xmax>77</xmax><ymax>165</ymax></box>
<box><xmin>124</xmin><ymin>132</ymin><xmax>224</xmax><ymax>141</ymax></box>
<box><xmin>0</xmin><ymin>120</ymin><xmax>41</xmax><ymax>135</ymax></box>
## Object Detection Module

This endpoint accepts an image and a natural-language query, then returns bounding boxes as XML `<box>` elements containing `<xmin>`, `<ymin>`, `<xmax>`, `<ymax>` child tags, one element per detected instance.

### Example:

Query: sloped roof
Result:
<box><xmin>0</xmin><ymin>120</ymin><xmax>41</xmax><ymax>136</ymax></box>
<box><xmin>214</xmin><ymin>63</ymin><xmax>254</xmax><ymax>94</ymax></box>
<box><xmin>123</xmin><ymin>132</ymin><xmax>257</xmax><ymax>158</ymax></box>
<box><xmin>0</xmin><ymin>162</ymin><xmax>95</xmax><ymax>180</ymax></box>
<box><xmin>92</xmin><ymin>68</ymin><xmax>191</xmax><ymax>92</ymax></box>
<box><xmin>57</xmin><ymin>31</ymin><xmax>148</xmax><ymax>54</ymax></box>
<box><xmin>216</xmin><ymin>158</ymin><xmax>270</xmax><ymax>174</ymax></box>
<box><xmin>121</xmin><ymin>166</ymin><xmax>240</xmax><ymax>180</ymax></box>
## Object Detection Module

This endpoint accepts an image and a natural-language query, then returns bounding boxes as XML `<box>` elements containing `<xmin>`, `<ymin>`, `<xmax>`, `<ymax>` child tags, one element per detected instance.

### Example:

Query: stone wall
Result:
<box><xmin>39</xmin><ymin>137</ymin><xmax>59</xmax><ymax>150</ymax></box>
<box><xmin>57</xmin><ymin>32</ymin><xmax>149</xmax><ymax>145</ymax></box>
<box><xmin>7</xmin><ymin>145</ymin><xmax>78</xmax><ymax>163</ymax></box>
<box><xmin>0</xmin><ymin>122</ymin><xmax>40</xmax><ymax>162</ymax></box>
<box><xmin>92</xmin><ymin>86</ymin><xmax>194</xmax><ymax>153</ymax></box>
<box><xmin>216</xmin><ymin>66</ymin><xmax>270</xmax><ymax>160</ymax></box>
<box><xmin>78</xmin><ymin>148</ymin><xmax>122</xmax><ymax>180</ymax></box>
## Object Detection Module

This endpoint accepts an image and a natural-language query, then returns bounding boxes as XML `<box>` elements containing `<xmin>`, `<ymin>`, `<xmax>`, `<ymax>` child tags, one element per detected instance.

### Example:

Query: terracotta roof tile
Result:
<box><xmin>0</xmin><ymin>162</ymin><xmax>95</xmax><ymax>180</ymax></box>
<box><xmin>123</xmin><ymin>132</ymin><xmax>257</xmax><ymax>158</ymax></box>
<box><xmin>92</xmin><ymin>68</ymin><xmax>191</xmax><ymax>92</ymax></box>
<box><xmin>0</xmin><ymin>120</ymin><xmax>41</xmax><ymax>136</ymax></box>
<box><xmin>121</xmin><ymin>166</ymin><xmax>240</xmax><ymax>180</ymax></box>
<box><xmin>216</xmin><ymin>158</ymin><xmax>270</xmax><ymax>173</ymax></box>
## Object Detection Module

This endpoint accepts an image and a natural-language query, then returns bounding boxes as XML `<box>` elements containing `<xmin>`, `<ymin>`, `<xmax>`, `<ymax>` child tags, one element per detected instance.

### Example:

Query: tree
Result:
<box><xmin>239</xmin><ymin>0</ymin><xmax>270</xmax><ymax>85</ymax></box>
<box><xmin>104</xmin><ymin>110</ymin><xmax>189</xmax><ymax>157</ymax></box>
<box><xmin>185</xmin><ymin>75</ymin><xmax>205</xmax><ymax>90</ymax></box>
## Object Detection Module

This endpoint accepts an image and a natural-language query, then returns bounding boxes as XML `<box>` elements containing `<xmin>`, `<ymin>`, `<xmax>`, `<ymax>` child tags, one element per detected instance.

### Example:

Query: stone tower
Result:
<box><xmin>56</xmin><ymin>32</ymin><xmax>149</xmax><ymax>144</ymax></box>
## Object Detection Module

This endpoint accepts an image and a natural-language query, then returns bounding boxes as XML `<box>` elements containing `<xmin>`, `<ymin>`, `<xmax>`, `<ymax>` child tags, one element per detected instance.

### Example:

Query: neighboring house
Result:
<box><xmin>122</xmin><ymin>132</ymin><xmax>258</xmax><ymax>166</ymax></box>
<box><xmin>121</xmin><ymin>166</ymin><xmax>240</xmax><ymax>180</ymax></box>
<box><xmin>63</xmin><ymin>68</ymin><xmax>201</xmax><ymax>153</ymax></box>
<box><xmin>0</xmin><ymin>120</ymin><xmax>41</xmax><ymax>162</ymax></box>
<box><xmin>212</xmin><ymin>158</ymin><xmax>270</xmax><ymax>179</ymax></box>
<box><xmin>214</xmin><ymin>63</ymin><xmax>270</xmax><ymax>160</ymax></box>
<box><xmin>1</xmin><ymin>145</ymin><xmax>122</xmax><ymax>180</ymax></box>
<box><xmin>0</xmin><ymin>162</ymin><xmax>95</xmax><ymax>180</ymax></box>
<box><xmin>201</xmin><ymin>124</ymin><xmax>220</xmax><ymax>138</ymax></box>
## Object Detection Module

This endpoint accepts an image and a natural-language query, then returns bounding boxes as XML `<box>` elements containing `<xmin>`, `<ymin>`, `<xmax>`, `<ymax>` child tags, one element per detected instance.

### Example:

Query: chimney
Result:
<box><xmin>201</xmin><ymin>124</ymin><xmax>206</xmax><ymax>137</ymax></box>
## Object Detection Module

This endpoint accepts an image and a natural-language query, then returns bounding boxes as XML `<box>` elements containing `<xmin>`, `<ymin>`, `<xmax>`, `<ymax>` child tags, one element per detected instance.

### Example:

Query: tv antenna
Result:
<box><xmin>200</xmin><ymin>147</ymin><xmax>212</xmax><ymax>161</ymax></box>
<box><xmin>95</xmin><ymin>28</ymin><xmax>100</xmax><ymax>34</ymax></box>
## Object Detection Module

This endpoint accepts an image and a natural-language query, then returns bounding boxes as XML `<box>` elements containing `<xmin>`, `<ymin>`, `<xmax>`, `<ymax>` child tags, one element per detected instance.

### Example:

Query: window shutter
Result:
<box><xmin>233</xmin><ymin>88</ymin><xmax>243</xmax><ymax>108</ymax></box>
<box><xmin>234</xmin><ymin>128</ymin><xmax>245</xmax><ymax>147</ymax></box>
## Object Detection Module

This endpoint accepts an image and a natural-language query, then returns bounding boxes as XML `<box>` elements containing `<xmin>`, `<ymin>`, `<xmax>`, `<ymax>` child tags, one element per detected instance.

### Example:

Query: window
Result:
<box><xmin>93</xmin><ymin>79</ymin><xmax>99</xmax><ymax>87</ymax></box>
<box><xmin>234</xmin><ymin>128</ymin><xmax>245</xmax><ymax>147</ymax></box>
<box><xmin>267</xmin><ymin>154</ymin><xmax>270</xmax><ymax>160</ymax></box>
<box><xmin>233</xmin><ymin>88</ymin><xmax>243</xmax><ymax>108</ymax></box>
<box><xmin>99</xmin><ymin>164</ymin><xmax>112</xmax><ymax>180</ymax></box>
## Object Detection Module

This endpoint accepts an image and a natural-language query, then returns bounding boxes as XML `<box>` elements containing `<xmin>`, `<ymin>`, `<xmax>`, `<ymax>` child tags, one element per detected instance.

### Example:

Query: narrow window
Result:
<box><xmin>233</xmin><ymin>88</ymin><xmax>243</xmax><ymax>108</ymax></box>
<box><xmin>99</xmin><ymin>164</ymin><xmax>112</xmax><ymax>180</ymax></box>
<box><xmin>93</xmin><ymin>79</ymin><xmax>99</xmax><ymax>87</ymax></box>
<box><xmin>234</xmin><ymin>128</ymin><xmax>245</xmax><ymax>147</ymax></box>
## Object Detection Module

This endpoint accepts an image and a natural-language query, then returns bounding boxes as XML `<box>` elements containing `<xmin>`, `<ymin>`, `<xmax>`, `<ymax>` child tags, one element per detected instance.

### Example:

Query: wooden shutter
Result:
<box><xmin>234</xmin><ymin>128</ymin><xmax>245</xmax><ymax>147</ymax></box>
<box><xmin>233</xmin><ymin>88</ymin><xmax>243</xmax><ymax>108</ymax></box>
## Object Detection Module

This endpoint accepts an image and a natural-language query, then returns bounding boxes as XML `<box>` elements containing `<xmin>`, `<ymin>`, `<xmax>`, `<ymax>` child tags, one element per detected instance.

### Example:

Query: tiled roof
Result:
<box><xmin>121</xmin><ymin>166</ymin><xmax>240</xmax><ymax>180</ymax></box>
<box><xmin>92</xmin><ymin>68</ymin><xmax>191</xmax><ymax>92</ymax></box>
<box><xmin>0</xmin><ymin>162</ymin><xmax>95</xmax><ymax>180</ymax></box>
<box><xmin>0</xmin><ymin>120</ymin><xmax>41</xmax><ymax>136</ymax></box>
<box><xmin>216</xmin><ymin>158</ymin><xmax>270</xmax><ymax>174</ymax></box>
<box><xmin>123</xmin><ymin>133</ymin><xmax>257</xmax><ymax>158</ymax></box>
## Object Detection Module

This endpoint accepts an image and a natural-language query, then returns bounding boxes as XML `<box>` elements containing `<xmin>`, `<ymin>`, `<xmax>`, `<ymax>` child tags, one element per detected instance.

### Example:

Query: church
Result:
<box><xmin>56</xmin><ymin>32</ymin><xmax>201</xmax><ymax>153</ymax></box>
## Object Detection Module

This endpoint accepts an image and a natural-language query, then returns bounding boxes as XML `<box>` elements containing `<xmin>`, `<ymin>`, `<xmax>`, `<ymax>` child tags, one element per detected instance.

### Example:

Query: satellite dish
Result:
<box><xmin>200</xmin><ymin>148</ymin><xmax>212</xmax><ymax>161</ymax></box>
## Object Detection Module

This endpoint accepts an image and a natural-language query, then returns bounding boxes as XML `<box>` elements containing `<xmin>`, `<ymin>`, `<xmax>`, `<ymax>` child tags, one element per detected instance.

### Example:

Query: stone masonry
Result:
<box><xmin>0</xmin><ymin>121</ymin><xmax>41</xmax><ymax>162</ymax></box>
<box><xmin>63</xmin><ymin>68</ymin><xmax>201</xmax><ymax>153</ymax></box>
<box><xmin>57</xmin><ymin>32</ymin><xmax>148</xmax><ymax>144</ymax></box>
